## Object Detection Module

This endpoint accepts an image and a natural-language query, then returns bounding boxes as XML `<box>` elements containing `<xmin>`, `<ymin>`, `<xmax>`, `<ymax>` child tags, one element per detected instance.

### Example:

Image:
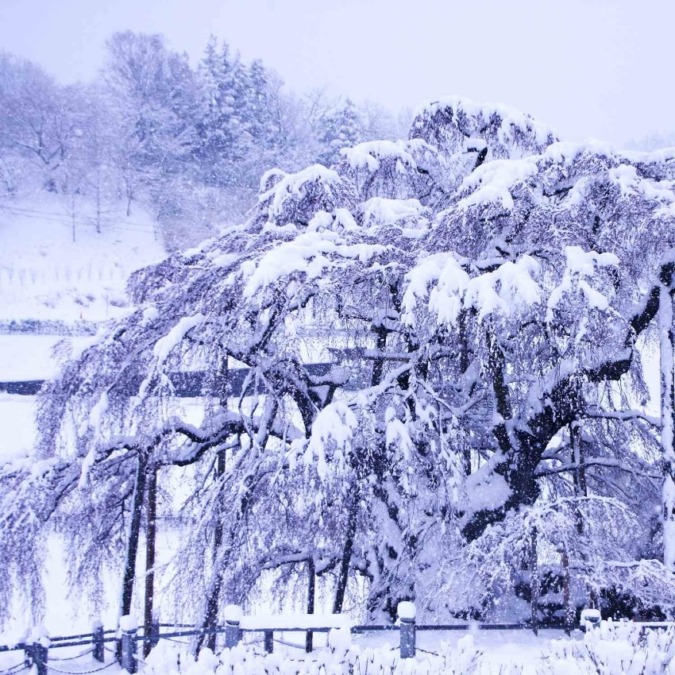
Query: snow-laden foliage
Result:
<box><xmin>141</xmin><ymin>637</ymin><xmax>482</xmax><ymax>675</ymax></box>
<box><xmin>2</xmin><ymin>95</ymin><xmax>675</xmax><ymax>629</ymax></box>
<box><xmin>551</xmin><ymin>622</ymin><xmax>675</xmax><ymax>674</ymax></box>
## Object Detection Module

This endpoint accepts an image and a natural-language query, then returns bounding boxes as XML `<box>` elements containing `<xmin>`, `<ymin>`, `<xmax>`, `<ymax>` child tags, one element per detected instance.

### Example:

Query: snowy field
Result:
<box><xmin>0</xmin><ymin>195</ymin><xmax>165</xmax><ymax>462</ymax></box>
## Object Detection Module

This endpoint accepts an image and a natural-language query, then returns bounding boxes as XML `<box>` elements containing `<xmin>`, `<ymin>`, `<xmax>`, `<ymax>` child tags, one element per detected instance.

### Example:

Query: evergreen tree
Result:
<box><xmin>316</xmin><ymin>98</ymin><xmax>364</xmax><ymax>167</ymax></box>
<box><xmin>194</xmin><ymin>37</ymin><xmax>250</xmax><ymax>188</ymax></box>
<box><xmin>104</xmin><ymin>31</ymin><xmax>199</xmax><ymax>211</ymax></box>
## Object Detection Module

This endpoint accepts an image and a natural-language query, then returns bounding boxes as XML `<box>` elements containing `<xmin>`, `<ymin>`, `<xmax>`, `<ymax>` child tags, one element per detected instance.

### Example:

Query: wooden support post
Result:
<box><xmin>143</xmin><ymin>465</ymin><xmax>157</xmax><ymax>659</ymax></box>
<box><xmin>530</xmin><ymin>526</ymin><xmax>539</xmax><ymax>636</ymax></box>
<box><xmin>149</xmin><ymin>618</ymin><xmax>160</xmax><ymax>650</ymax></box>
<box><xmin>224</xmin><ymin>605</ymin><xmax>242</xmax><ymax>649</ymax></box>
<box><xmin>120</xmin><ymin>615</ymin><xmax>138</xmax><ymax>674</ymax></box>
<box><xmin>561</xmin><ymin>545</ymin><xmax>575</xmax><ymax>636</ymax></box>
<box><xmin>32</xmin><ymin>638</ymin><xmax>48</xmax><ymax>675</ymax></box>
<box><xmin>143</xmin><ymin>617</ymin><xmax>159</xmax><ymax>655</ymax></box>
<box><xmin>203</xmin><ymin>449</ymin><xmax>226</xmax><ymax>654</ymax></box>
<box><xmin>93</xmin><ymin>621</ymin><xmax>105</xmax><ymax>663</ymax></box>
<box><xmin>264</xmin><ymin>630</ymin><xmax>274</xmax><ymax>654</ymax></box>
<box><xmin>306</xmin><ymin>557</ymin><xmax>315</xmax><ymax>653</ymax></box>
<box><xmin>398</xmin><ymin>602</ymin><xmax>416</xmax><ymax>659</ymax></box>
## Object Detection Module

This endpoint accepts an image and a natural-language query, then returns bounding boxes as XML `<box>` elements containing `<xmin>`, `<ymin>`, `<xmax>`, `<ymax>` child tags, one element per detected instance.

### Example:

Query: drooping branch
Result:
<box><xmin>463</xmin><ymin>273</ymin><xmax>668</xmax><ymax>541</ymax></box>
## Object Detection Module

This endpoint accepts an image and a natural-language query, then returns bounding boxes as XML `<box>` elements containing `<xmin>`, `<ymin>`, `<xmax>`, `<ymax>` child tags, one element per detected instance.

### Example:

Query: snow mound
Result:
<box><xmin>341</xmin><ymin>140</ymin><xmax>418</xmax><ymax>173</ymax></box>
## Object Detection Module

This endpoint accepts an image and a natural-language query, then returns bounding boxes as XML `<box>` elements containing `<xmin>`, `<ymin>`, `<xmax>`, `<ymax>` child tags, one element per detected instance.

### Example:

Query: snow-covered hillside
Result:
<box><xmin>0</xmin><ymin>194</ymin><xmax>167</xmax><ymax>463</ymax></box>
<box><xmin>0</xmin><ymin>194</ymin><xmax>166</xmax><ymax>323</ymax></box>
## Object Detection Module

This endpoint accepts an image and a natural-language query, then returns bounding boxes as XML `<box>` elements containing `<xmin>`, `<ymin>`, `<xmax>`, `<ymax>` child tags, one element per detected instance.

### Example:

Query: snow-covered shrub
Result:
<box><xmin>142</xmin><ymin>636</ymin><xmax>483</xmax><ymax>675</ymax></box>
<box><xmin>549</xmin><ymin>621</ymin><xmax>675</xmax><ymax>675</ymax></box>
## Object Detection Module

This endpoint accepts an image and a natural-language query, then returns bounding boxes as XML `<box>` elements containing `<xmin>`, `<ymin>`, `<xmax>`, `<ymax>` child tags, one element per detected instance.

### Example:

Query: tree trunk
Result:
<box><xmin>530</xmin><ymin>527</ymin><xmax>539</xmax><ymax>635</ymax></box>
<box><xmin>332</xmin><ymin>493</ymin><xmax>358</xmax><ymax>614</ymax></box>
<box><xmin>305</xmin><ymin>557</ymin><xmax>315</xmax><ymax>653</ymax></box>
<box><xmin>370</xmin><ymin>325</ymin><xmax>387</xmax><ymax>387</ymax></box>
<box><xmin>462</xmin><ymin>280</ymin><xmax>663</xmax><ymax>543</ymax></box>
<box><xmin>198</xmin><ymin>449</ymin><xmax>227</xmax><ymax>654</ymax></box>
<box><xmin>458</xmin><ymin>309</ymin><xmax>473</xmax><ymax>475</ymax></box>
<box><xmin>571</xmin><ymin>423</ymin><xmax>586</xmax><ymax>535</ymax></box>
<box><xmin>116</xmin><ymin>452</ymin><xmax>148</xmax><ymax>662</ymax></box>
<box><xmin>660</xmin><ymin>282</ymin><xmax>675</xmax><ymax>571</ymax></box>
<box><xmin>143</xmin><ymin>465</ymin><xmax>157</xmax><ymax>658</ymax></box>
<box><xmin>120</xmin><ymin>452</ymin><xmax>148</xmax><ymax>618</ymax></box>
<box><xmin>561</xmin><ymin>544</ymin><xmax>574</xmax><ymax>635</ymax></box>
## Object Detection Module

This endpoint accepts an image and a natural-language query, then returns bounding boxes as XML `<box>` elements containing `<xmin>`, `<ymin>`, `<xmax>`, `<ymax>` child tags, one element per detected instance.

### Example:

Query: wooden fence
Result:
<box><xmin>0</xmin><ymin>603</ymin><xmax>616</xmax><ymax>675</ymax></box>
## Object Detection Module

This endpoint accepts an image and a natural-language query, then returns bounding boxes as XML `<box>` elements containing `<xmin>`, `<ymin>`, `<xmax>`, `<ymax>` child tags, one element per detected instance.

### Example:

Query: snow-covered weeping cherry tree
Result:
<box><xmin>2</xmin><ymin>97</ymin><xmax>675</xmax><ymax>631</ymax></box>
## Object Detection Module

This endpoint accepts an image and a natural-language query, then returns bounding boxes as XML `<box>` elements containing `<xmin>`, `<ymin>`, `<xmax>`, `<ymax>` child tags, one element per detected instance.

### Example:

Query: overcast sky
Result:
<box><xmin>1</xmin><ymin>0</ymin><xmax>673</xmax><ymax>147</ymax></box>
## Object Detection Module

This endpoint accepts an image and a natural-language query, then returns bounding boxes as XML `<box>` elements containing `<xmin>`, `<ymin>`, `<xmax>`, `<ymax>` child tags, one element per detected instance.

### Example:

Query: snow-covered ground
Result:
<box><xmin>0</xmin><ymin>195</ymin><xmax>166</xmax><ymax>462</ymax></box>
<box><xmin>0</xmin><ymin>194</ymin><xmax>165</xmax><ymax>322</ymax></box>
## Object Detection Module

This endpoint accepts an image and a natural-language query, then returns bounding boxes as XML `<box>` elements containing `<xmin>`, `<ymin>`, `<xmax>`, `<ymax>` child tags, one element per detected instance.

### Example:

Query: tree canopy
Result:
<box><xmin>3</xmin><ymin>96</ymin><xmax>675</xmax><ymax>628</ymax></box>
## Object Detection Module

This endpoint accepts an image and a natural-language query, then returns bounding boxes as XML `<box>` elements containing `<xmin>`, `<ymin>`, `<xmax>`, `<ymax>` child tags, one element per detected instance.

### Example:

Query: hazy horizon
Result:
<box><xmin>1</xmin><ymin>0</ymin><xmax>674</xmax><ymax>148</ymax></box>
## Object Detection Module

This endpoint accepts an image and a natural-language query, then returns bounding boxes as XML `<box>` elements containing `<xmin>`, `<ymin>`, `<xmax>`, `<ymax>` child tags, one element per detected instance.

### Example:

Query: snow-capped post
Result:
<box><xmin>120</xmin><ymin>615</ymin><xmax>138</xmax><ymax>674</ymax></box>
<box><xmin>398</xmin><ymin>601</ymin><xmax>416</xmax><ymax>659</ymax></box>
<box><xmin>93</xmin><ymin>620</ymin><xmax>105</xmax><ymax>662</ymax></box>
<box><xmin>224</xmin><ymin>605</ymin><xmax>242</xmax><ymax>649</ymax></box>
<box><xmin>580</xmin><ymin>608</ymin><xmax>601</xmax><ymax>632</ymax></box>
<box><xmin>31</xmin><ymin>627</ymin><xmax>49</xmax><ymax>675</ymax></box>
<box><xmin>264</xmin><ymin>630</ymin><xmax>274</xmax><ymax>654</ymax></box>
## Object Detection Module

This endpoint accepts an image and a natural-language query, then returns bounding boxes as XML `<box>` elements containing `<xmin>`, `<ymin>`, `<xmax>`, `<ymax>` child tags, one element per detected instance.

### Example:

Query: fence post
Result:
<box><xmin>120</xmin><ymin>615</ymin><xmax>138</xmax><ymax>674</ymax></box>
<box><xmin>264</xmin><ymin>630</ymin><xmax>274</xmax><ymax>654</ymax></box>
<box><xmin>31</xmin><ymin>627</ymin><xmax>49</xmax><ymax>675</ymax></box>
<box><xmin>398</xmin><ymin>602</ymin><xmax>416</xmax><ymax>659</ymax></box>
<box><xmin>224</xmin><ymin>605</ymin><xmax>242</xmax><ymax>649</ymax></box>
<box><xmin>93</xmin><ymin>620</ymin><xmax>105</xmax><ymax>663</ymax></box>
<box><xmin>580</xmin><ymin>608</ymin><xmax>601</xmax><ymax>633</ymax></box>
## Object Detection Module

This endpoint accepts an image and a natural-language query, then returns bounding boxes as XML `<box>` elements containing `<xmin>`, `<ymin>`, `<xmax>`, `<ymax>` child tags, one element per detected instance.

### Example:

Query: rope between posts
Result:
<box><xmin>161</xmin><ymin>636</ymin><xmax>191</xmax><ymax>645</ymax></box>
<box><xmin>49</xmin><ymin>648</ymin><xmax>95</xmax><ymax>661</ymax></box>
<box><xmin>273</xmin><ymin>638</ymin><xmax>307</xmax><ymax>650</ymax></box>
<box><xmin>0</xmin><ymin>663</ymin><xmax>29</xmax><ymax>675</ymax></box>
<box><xmin>47</xmin><ymin>661</ymin><xmax>117</xmax><ymax>674</ymax></box>
<box><xmin>417</xmin><ymin>647</ymin><xmax>440</xmax><ymax>657</ymax></box>
<box><xmin>242</xmin><ymin>638</ymin><xmax>264</xmax><ymax>645</ymax></box>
